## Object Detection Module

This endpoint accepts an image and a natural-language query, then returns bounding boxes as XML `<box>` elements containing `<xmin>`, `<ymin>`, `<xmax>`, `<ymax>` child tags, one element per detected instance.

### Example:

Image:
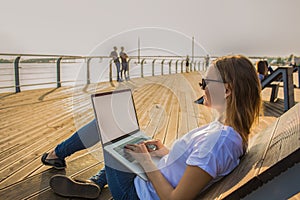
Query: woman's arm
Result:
<box><xmin>126</xmin><ymin>143</ymin><xmax>212</xmax><ymax>200</ymax></box>
<box><xmin>145</xmin><ymin>162</ymin><xmax>212</xmax><ymax>200</ymax></box>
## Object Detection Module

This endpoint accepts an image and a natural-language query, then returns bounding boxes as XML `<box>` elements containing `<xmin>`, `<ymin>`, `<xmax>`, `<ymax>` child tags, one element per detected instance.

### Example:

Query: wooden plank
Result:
<box><xmin>289</xmin><ymin>192</ymin><xmax>300</xmax><ymax>200</ymax></box>
<box><xmin>27</xmin><ymin>162</ymin><xmax>113</xmax><ymax>200</ymax></box>
<box><xmin>162</xmin><ymin>76</ymin><xmax>180</xmax><ymax>146</ymax></box>
<box><xmin>135</xmin><ymin>78</ymin><xmax>171</xmax><ymax>133</ymax></box>
<box><xmin>151</xmin><ymin>76</ymin><xmax>178</xmax><ymax>141</ymax></box>
<box><xmin>257</xmin><ymin>103</ymin><xmax>300</xmax><ymax>182</ymax></box>
<box><xmin>0</xmin><ymin>152</ymin><xmax>103</xmax><ymax>199</ymax></box>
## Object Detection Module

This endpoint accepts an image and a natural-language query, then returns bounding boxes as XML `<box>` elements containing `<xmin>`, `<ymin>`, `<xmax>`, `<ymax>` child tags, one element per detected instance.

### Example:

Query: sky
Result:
<box><xmin>0</xmin><ymin>0</ymin><xmax>300</xmax><ymax>57</ymax></box>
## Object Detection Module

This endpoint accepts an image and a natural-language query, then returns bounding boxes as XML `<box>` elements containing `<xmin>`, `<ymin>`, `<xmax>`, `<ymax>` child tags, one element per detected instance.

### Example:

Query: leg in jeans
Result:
<box><xmin>122</xmin><ymin>62</ymin><xmax>129</xmax><ymax>80</ymax></box>
<box><xmin>55</xmin><ymin>119</ymin><xmax>100</xmax><ymax>160</ymax></box>
<box><xmin>89</xmin><ymin>151</ymin><xmax>139</xmax><ymax>199</ymax></box>
<box><xmin>105</xmin><ymin>166</ymin><xmax>139</xmax><ymax>200</ymax></box>
<box><xmin>115</xmin><ymin>62</ymin><xmax>121</xmax><ymax>81</ymax></box>
<box><xmin>121</xmin><ymin>63</ymin><xmax>124</xmax><ymax>80</ymax></box>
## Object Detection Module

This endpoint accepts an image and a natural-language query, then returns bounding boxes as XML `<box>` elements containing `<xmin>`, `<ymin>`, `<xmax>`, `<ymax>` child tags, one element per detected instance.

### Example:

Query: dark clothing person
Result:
<box><xmin>120</xmin><ymin>47</ymin><xmax>129</xmax><ymax>80</ymax></box>
<box><xmin>110</xmin><ymin>47</ymin><xmax>122</xmax><ymax>82</ymax></box>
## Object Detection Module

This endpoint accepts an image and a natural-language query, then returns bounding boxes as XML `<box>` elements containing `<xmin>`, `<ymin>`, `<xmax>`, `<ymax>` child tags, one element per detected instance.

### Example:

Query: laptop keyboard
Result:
<box><xmin>113</xmin><ymin>137</ymin><xmax>147</xmax><ymax>162</ymax></box>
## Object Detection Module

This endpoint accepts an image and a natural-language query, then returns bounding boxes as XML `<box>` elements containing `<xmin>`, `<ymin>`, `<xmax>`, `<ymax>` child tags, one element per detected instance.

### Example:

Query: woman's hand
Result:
<box><xmin>144</xmin><ymin>139</ymin><xmax>169</xmax><ymax>157</ymax></box>
<box><xmin>124</xmin><ymin>143</ymin><xmax>152</xmax><ymax>166</ymax></box>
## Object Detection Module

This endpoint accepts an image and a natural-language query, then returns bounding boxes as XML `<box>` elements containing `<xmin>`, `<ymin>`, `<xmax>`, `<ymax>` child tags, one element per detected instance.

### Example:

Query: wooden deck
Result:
<box><xmin>0</xmin><ymin>72</ymin><xmax>299</xmax><ymax>199</ymax></box>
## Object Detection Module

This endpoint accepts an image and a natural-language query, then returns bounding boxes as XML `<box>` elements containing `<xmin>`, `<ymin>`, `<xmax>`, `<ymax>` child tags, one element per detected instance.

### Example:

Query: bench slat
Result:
<box><xmin>199</xmin><ymin>103</ymin><xmax>300</xmax><ymax>200</ymax></box>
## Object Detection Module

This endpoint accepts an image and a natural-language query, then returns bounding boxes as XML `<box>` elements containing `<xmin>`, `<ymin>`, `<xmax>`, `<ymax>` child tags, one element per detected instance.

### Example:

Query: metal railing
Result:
<box><xmin>1</xmin><ymin>53</ymin><xmax>299</xmax><ymax>94</ymax></box>
<box><xmin>109</xmin><ymin>56</ymin><xmax>208</xmax><ymax>82</ymax></box>
<box><xmin>0</xmin><ymin>53</ymin><xmax>209</xmax><ymax>93</ymax></box>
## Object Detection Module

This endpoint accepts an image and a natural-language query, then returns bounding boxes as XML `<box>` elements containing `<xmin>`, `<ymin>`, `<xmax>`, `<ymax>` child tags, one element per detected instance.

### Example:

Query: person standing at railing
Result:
<box><xmin>186</xmin><ymin>55</ymin><xmax>190</xmax><ymax>73</ymax></box>
<box><xmin>120</xmin><ymin>46</ymin><xmax>130</xmax><ymax>81</ymax></box>
<box><xmin>110</xmin><ymin>46</ymin><xmax>122</xmax><ymax>82</ymax></box>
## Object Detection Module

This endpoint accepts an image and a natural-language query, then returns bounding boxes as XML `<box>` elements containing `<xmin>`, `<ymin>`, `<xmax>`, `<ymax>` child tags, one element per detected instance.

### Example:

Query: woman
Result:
<box><xmin>256</xmin><ymin>60</ymin><xmax>268</xmax><ymax>82</ymax></box>
<box><xmin>50</xmin><ymin>55</ymin><xmax>261</xmax><ymax>200</ymax></box>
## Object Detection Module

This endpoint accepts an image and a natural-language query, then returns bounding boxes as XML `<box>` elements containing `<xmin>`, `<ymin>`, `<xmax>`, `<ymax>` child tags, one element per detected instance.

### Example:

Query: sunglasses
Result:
<box><xmin>199</xmin><ymin>78</ymin><xmax>224</xmax><ymax>90</ymax></box>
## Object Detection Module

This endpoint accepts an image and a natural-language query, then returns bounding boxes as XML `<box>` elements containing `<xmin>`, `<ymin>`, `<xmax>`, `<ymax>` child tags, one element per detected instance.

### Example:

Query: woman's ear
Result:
<box><xmin>224</xmin><ymin>83</ymin><xmax>232</xmax><ymax>98</ymax></box>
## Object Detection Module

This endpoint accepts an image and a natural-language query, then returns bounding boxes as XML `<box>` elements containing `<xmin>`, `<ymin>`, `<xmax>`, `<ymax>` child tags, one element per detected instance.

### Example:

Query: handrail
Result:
<box><xmin>1</xmin><ymin>53</ymin><xmax>297</xmax><ymax>94</ymax></box>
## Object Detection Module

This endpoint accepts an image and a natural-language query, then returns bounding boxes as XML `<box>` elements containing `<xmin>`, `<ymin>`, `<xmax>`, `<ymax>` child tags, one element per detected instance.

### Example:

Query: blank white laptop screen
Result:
<box><xmin>92</xmin><ymin>90</ymin><xmax>139</xmax><ymax>144</ymax></box>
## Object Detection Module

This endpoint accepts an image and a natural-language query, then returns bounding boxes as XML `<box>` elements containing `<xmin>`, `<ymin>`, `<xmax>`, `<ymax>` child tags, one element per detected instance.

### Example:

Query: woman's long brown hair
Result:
<box><xmin>214</xmin><ymin>55</ymin><xmax>262</xmax><ymax>146</ymax></box>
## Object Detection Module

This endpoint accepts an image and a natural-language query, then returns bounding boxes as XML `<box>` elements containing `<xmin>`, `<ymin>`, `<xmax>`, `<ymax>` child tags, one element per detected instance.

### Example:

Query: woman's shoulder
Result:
<box><xmin>192</xmin><ymin>122</ymin><xmax>242</xmax><ymax>151</ymax></box>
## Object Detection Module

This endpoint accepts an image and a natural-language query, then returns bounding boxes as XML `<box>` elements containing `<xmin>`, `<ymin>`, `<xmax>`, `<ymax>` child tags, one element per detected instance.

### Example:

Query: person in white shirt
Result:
<box><xmin>50</xmin><ymin>55</ymin><xmax>262</xmax><ymax>200</ymax></box>
<box><xmin>109</xmin><ymin>46</ymin><xmax>122</xmax><ymax>82</ymax></box>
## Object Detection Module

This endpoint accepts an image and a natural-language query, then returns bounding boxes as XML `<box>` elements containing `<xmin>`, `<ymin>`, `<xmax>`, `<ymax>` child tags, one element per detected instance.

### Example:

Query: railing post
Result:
<box><xmin>86</xmin><ymin>58</ymin><xmax>92</xmax><ymax>84</ymax></box>
<box><xmin>186</xmin><ymin>59</ymin><xmax>189</xmax><ymax>73</ymax></box>
<box><xmin>175</xmin><ymin>60</ymin><xmax>179</xmax><ymax>73</ymax></box>
<box><xmin>141</xmin><ymin>58</ymin><xmax>146</xmax><ymax>78</ymax></box>
<box><xmin>128</xmin><ymin>58</ymin><xmax>131</xmax><ymax>78</ymax></box>
<box><xmin>14</xmin><ymin>56</ymin><xmax>21</xmax><ymax>93</ymax></box>
<box><xmin>152</xmin><ymin>59</ymin><xmax>156</xmax><ymax>76</ymax></box>
<box><xmin>194</xmin><ymin>61</ymin><xmax>196</xmax><ymax>71</ymax></box>
<box><xmin>161</xmin><ymin>59</ymin><xmax>165</xmax><ymax>75</ymax></box>
<box><xmin>205</xmin><ymin>55</ymin><xmax>210</xmax><ymax>70</ymax></box>
<box><xmin>109</xmin><ymin>60</ymin><xmax>113</xmax><ymax>82</ymax></box>
<box><xmin>56</xmin><ymin>57</ymin><xmax>62</xmax><ymax>88</ymax></box>
<box><xmin>169</xmin><ymin>60</ymin><xmax>172</xmax><ymax>74</ymax></box>
<box><xmin>181</xmin><ymin>60</ymin><xmax>184</xmax><ymax>73</ymax></box>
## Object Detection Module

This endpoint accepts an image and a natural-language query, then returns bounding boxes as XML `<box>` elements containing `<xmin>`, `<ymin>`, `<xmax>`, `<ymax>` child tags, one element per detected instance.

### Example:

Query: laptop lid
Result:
<box><xmin>91</xmin><ymin>89</ymin><xmax>140</xmax><ymax>146</ymax></box>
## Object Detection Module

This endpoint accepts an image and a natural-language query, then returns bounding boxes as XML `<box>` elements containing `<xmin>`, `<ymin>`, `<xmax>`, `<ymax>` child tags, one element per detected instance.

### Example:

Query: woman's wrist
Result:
<box><xmin>141</xmin><ymin>159</ymin><xmax>157</xmax><ymax>172</ymax></box>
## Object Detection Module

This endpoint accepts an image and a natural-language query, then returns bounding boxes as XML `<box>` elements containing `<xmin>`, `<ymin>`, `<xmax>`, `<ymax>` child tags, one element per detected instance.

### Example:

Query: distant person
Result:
<box><xmin>110</xmin><ymin>46</ymin><xmax>122</xmax><ymax>82</ymax></box>
<box><xmin>205</xmin><ymin>54</ymin><xmax>210</xmax><ymax>70</ymax></box>
<box><xmin>185</xmin><ymin>55</ymin><xmax>190</xmax><ymax>72</ymax></box>
<box><xmin>120</xmin><ymin>46</ymin><xmax>129</xmax><ymax>80</ymax></box>
<box><xmin>48</xmin><ymin>55</ymin><xmax>262</xmax><ymax>200</ymax></box>
<box><xmin>256</xmin><ymin>60</ymin><xmax>268</xmax><ymax>82</ymax></box>
<box><xmin>263</xmin><ymin>60</ymin><xmax>273</xmax><ymax>74</ymax></box>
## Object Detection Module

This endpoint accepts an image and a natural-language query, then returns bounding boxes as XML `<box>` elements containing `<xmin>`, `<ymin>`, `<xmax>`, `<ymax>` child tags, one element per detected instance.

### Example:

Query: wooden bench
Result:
<box><xmin>261</xmin><ymin>66</ymin><xmax>295</xmax><ymax>111</ymax></box>
<box><xmin>267</xmin><ymin>82</ymin><xmax>280</xmax><ymax>102</ymax></box>
<box><xmin>199</xmin><ymin>103</ymin><xmax>300</xmax><ymax>200</ymax></box>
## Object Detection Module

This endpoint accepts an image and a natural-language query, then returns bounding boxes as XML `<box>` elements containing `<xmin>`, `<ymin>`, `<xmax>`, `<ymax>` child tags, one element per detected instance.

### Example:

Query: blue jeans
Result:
<box><xmin>55</xmin><ymin>119</ymin><xmax>100</xmax><ymax>159</ymax></box>
<box><xmin>54</xmin><ymin>119</ymin><xmax>139</xmax><ymax>199</ymax></box>
<box><xmin>115</xmin><ymin>61</ymin><xmax>121</xmax><ymax>80</ymax></box>
<box><xmin>91</xmin><ymin>151</ymin><xmax>139</xmax><ymax>199</ymax></box>
<box><xmin>104</xmin><ymin>165</ymin><xmax>139</xmax><ymax>200</ymax></box>
<box><xmin>121</xmin><ymin>62</ymin><xmax>129</xmax><ymax>79</ymax></box>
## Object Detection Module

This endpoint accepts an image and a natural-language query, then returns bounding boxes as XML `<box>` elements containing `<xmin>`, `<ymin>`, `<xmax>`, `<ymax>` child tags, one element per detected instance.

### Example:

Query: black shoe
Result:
<box><xmin>41</xmin><ymin>153</ymin><xmax>66</xmax><ymax>169</ymax></box>
<box><xmin>50</xmin><ymin>174</ymin><xmax>100</xmax><ymax>199</ymax></box>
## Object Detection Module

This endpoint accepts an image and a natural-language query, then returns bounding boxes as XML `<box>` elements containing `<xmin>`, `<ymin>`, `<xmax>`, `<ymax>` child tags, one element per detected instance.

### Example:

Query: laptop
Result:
<box><xmin>91</xmin><ymin>89</ymin><xmax>160</xmax><ymax>181</ymax></box>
